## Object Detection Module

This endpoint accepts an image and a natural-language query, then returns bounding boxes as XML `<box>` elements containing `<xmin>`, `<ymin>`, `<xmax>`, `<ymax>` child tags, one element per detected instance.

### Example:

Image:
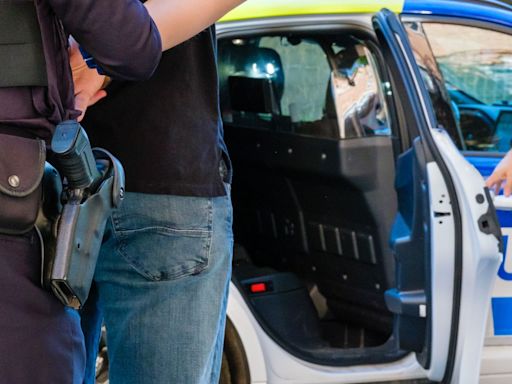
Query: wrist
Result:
<box><xmin>79</xmin><ymin>47</ymin><xmax>106</xmax><ymax>75</ymax></box>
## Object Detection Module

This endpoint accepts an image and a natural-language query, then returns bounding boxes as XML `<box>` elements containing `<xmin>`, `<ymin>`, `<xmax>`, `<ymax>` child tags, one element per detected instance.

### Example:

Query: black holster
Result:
<box><xmin>38</xmin><ymin>148</ymin><xmax>125</xmax><ymax>309</ymax></box>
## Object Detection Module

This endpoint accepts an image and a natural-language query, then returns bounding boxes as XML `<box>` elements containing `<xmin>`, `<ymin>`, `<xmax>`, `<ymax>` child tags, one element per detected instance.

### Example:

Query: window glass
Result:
<box><xmin>218</xmin><ymin>35</ymin><xmax>392</xmax><ymax>139</ymax></box>
<box><xmin>422</xmin><ymin>23</ymin><xmax>512</xmax><ymax>151</ymax></box>
<box><xmin>259</xmin><ymin>37</ymin><xmax>329</xmax><ymax>124</ymax></box>
<box><xmin>405</xmin><ymin>22</ymin><xmax>463</xmax><ymax>148</ymax></box>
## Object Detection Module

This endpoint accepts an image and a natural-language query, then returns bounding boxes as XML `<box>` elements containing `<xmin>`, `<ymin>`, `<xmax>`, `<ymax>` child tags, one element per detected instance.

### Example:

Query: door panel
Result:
<box><xmin>431</xmin><ymin>129</ymin><xmax>502</xmax><ymax>383</ymax></box>
<box><xmin>387</xmin><ymin>138</ymin><xmax>454</xmax><ymax>375</ymax></box>
<box><xmin>425</xmin><ymin>159</ymin><xmax>456</xmax><ymax>379</ymax></box>
<box><xmin>469</xmin><ymin>155</ymin><xmax>512</xmax><ymax>342</ymax></box>
<box><xmin>404</xmin><ymin>17</ymin><xmax>512</xmax><ymax>344</ymax></box>
<box><xmin>375</xmin><ymin>9</ymin><xmax>502</xmax><ymax>383</ymax></box>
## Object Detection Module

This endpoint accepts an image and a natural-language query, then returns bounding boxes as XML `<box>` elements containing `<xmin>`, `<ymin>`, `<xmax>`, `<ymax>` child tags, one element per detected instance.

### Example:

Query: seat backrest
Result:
<box><xmin>219</xmin><ymin>44</ymin><xmax>285</xmax><ymax>113</ymax></box>
<box><xmin>228</xmin><ymin>76</ymin><xmax>281</xmax><ymax>115</ymax></box>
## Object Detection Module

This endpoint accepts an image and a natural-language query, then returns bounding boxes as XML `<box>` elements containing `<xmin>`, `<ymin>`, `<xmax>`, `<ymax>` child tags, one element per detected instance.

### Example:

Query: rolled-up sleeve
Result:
<box><xmin>48</xmin><ymin>0</ymin><xmax>162</xmax><ymax>80</ymax></box>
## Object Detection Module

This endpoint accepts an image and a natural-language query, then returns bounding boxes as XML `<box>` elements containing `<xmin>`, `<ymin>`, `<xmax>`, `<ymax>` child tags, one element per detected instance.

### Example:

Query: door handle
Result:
<box><xmin>493</xmin><ymin>195</ymin><xmax>512</xmax><ymax>211</ymax></box>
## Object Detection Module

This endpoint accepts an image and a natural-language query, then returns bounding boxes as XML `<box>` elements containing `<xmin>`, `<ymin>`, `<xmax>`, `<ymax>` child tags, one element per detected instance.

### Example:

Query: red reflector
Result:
<box><xmin>250</xmin><ymin>282</ymin><xmax>267</xmax><ymax>293</ymax></box>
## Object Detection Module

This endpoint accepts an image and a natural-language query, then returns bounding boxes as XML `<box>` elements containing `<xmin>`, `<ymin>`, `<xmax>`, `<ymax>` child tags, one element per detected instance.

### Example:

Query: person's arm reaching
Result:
<box><xmin>486</xmin><ymin>150</ymin><xmax>512</xmax><ymax>196</ymax></box>
<box><xmin>144</xmin><ymin>0</ymin><xmax>246</xmax><ymax>51</ymax></box>
<box><xmin>47</xmin><ymin>0</ymin><xmax>162</xmax><ymax>80</ymax></box>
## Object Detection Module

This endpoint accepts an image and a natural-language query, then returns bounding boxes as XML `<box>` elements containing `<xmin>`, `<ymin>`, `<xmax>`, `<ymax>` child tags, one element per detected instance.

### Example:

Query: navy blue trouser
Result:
<box><xmin>0</xmin><ymin>231</ymin><xmax>85</xmax><ymax>383</ymax></box>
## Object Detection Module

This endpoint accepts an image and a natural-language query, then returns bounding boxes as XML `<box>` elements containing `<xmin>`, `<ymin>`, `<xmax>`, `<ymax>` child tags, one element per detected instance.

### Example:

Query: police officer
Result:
<box><xmin>0</xmin><ymin>0</ymin><xmax>161</xmax><ymax>382</ymax></box>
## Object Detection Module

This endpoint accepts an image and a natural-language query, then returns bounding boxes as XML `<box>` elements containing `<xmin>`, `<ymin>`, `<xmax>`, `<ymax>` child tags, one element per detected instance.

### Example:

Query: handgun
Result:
<box><xmin>51</xmin><ymin>120</ymin><xmax>103</xmax><ymax>200</ymax></box>
<box><xmin>45</xmin><ymin>120</ymin><xmax>123</xmax><ymax>309</ymax></box>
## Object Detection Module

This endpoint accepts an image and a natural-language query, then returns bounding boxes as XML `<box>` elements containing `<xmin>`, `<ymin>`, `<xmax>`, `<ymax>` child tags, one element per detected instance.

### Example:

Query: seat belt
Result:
<box><xmin>0</xmin><ymin>1</ymin><xmax>48</xmax><ymax>87</ymax></box>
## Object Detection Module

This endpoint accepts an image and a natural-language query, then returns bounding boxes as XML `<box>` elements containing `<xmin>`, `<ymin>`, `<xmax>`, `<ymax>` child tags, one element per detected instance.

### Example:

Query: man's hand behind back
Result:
<box><xmin>69</xmin><ymin>37</ymin><xmax>107</xmax><ymax>122</ymax></box>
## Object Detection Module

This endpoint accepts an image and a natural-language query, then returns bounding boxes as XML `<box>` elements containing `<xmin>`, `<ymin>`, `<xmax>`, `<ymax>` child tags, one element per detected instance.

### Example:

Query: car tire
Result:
<box><xmin>220</xmin><ymin>318</ymin><xmax>251</xmax><ymax>384</ymax></box>
<box><xmin>95</xmin><ymin>318</ymin><xmax>250</xmax><ymax>384</ymax></box>
<box><xmin>95</xmin><ymin>326</ymin><xmax>109</xmax><ymax>384</ymax></box>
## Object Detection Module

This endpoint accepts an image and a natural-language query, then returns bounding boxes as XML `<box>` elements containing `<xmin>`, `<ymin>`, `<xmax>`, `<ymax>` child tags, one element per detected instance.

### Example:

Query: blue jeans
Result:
<box><xmin>81</xmin><ymin>185</ymin><xmax>233</xmax><ymax>384</ymax></box>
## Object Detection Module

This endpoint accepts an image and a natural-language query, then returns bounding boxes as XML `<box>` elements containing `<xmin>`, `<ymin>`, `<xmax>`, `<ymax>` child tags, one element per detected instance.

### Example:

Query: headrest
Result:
<box><xmin>219</xmin><ymin>44</ymin><xmax>285</xmax><ymax>100</ymax></box>
<box><xmin>228</xmin><ymin>76</ymin><xmax>280</xmax><ymax>115</ymax></box>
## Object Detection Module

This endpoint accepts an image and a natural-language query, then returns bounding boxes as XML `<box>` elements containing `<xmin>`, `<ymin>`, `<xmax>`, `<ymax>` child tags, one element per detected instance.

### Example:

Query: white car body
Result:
<box><xmin>219</xmin><ymin>1</ymin><xmax>512</xmax><ymax>383</ymax></box>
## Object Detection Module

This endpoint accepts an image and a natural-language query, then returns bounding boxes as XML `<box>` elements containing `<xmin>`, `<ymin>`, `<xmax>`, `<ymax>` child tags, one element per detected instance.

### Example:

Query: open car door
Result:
<box><xmin>374</xmin><ymin>9</ymin><xmax>502</xmax><ymax>384</ymax></box>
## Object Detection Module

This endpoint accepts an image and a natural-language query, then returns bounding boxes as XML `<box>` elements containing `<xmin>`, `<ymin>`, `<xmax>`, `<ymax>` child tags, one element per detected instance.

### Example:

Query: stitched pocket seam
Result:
<box><xmin>117</xmin><ymin>226</ymin><xmax>211</xmax><ymax>237</ymax></box>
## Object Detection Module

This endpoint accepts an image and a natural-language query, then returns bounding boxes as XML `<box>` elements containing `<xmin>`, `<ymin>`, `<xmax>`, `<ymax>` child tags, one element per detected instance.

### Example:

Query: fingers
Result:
<box><xmin>486</xmin><ymin>173</ymin><xmax>501</xmax><ymax>194</ymax></box>
<box><xmin>74</xmin><ymin>90</ymin><xmax>107</xmax><ymax>122</ymax></box>
<box><xmin>69</xmin><ymin>38</ymin><xmax>108</xmax><ymax>122</ymax></box>
<box><xmin>505</xmin><ymin>174</ymin><xmax>512</xmax><ymax>197</ymax></box>
<box><xmin>76</xmin><ymin>106</ymin><xmax>87</xmax><ymax>123</ymax></box>
<box><xmin>88</xmin><ymin>90</ymin><xmax>107</xmax><ymax>107</ymax></box>
<box><xmin>74</xmin><ymin>92</ymin><xmax>88</xmax><ymax>120</ymax></box>
<box><xmin>495</xmin><ymin>183</ymin><xmax>502</xmax><ymax>196</ymax></box>
<box><xmin>485</xmin><ymin>170</ymin><xmax>512</xmax><ymax>196</ymax></box>
<box><xmin>485</xmin><ymin>175</ymin><xmax>496</xmax><ymax>189</ymax></box>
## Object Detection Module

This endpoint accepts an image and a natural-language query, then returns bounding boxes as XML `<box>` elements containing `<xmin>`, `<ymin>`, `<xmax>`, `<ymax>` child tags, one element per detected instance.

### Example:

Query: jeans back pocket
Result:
<box><xmin>112</xmin><ymin>193</ymin><xmax>213</xmax><ymax>282</ymax></box>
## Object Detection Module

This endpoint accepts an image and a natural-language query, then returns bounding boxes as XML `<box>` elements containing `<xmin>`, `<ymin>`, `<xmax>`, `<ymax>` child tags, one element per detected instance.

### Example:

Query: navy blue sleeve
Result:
<box><xmin>47</xmin><ymin>0</ymin><xmax>162</xmax><ymax>80</ymax></box>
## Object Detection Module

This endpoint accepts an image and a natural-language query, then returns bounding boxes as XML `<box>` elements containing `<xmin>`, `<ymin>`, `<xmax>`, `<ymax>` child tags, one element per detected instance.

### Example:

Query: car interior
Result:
<box><xmin>218</xmin><ymin>32</ymin><xmax>409</xmax><ymax>365</ymax></box>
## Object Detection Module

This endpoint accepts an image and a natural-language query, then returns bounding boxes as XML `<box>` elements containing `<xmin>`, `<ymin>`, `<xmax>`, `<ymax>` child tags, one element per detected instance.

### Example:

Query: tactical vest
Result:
<box><xmin>0</xmin><ymin>1</ymin><xmax>47</xmax><ymax>88</ymax></box>
<box><xmin>0</xmin><ymin>0</ymin><xmax>77</xmax><ymax>138</ymax></box>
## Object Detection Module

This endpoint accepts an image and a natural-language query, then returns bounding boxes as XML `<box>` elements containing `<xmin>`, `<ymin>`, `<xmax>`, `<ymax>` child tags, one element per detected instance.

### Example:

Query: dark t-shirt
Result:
<box><xmin>83</xmin><ymin>26</ymin><xmax>230</xmax><ymax>197</ymax></box>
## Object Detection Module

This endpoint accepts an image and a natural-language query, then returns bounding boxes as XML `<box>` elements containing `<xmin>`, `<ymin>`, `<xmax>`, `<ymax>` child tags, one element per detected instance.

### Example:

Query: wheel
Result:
<box><xmin>220</xmin><ymin>318</ymin><xmax>251</xmax><ymax>384</ymax></box>
<box><xmin>95</xmin><ymin>326</ymin><xmax>109</xmax><ymax>384</ymax></box>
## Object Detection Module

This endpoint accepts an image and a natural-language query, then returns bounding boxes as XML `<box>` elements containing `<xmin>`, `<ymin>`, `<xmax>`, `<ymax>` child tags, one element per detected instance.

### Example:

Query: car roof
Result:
<box><xmin>403</xmin><ymin>0</ymin><xmax>512</xmax><ymax>28</ymax></box>
<box><xmin>220</xmin><ymin>0</ymin><xmax>512</xmax><ymax>28</ymax></box>
<box><xmin>220</xmin><ymin>0</ymin><xmax>404</xmax><ymax>22</ymax></box>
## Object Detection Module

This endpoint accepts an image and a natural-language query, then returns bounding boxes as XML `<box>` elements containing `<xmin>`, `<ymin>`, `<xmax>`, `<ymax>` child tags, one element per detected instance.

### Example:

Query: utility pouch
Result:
<box><xmin>43</xmin><ymin>147</ymin><xmax>125</xmax><ymax>309</ymax></box>
<box><xmin>0</xmin><ymin>133</ymin><xmax>45</xmax><ymax>235</ymax></box>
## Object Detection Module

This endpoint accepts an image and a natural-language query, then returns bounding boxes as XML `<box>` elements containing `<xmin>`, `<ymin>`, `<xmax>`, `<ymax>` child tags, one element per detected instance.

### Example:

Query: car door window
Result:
<box><xmin>218</xmin><ymin>35</ymin><xmax>392</xmax><ymax>139</ymax></box>
<box><xmin>422</xmin><ymin>23</ymin><xmax>512</xmax><ymax>152</ymax></box>
<box><xmin>259</xmin><ymin>37</ymin><xmax>329</xmax><ymax>126</ymax></box>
